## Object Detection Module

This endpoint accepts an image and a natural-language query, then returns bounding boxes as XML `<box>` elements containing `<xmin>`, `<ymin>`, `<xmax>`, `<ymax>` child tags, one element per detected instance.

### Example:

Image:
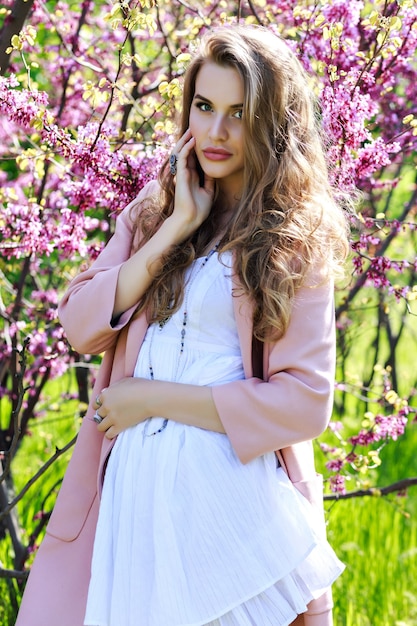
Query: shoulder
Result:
<box><xmin>108</xmin><ymin>180</ymin><xmax>162</xmax><ymax>248</ymax></box>
<box><xmin>119</xmin><ymin>179</ymin><xmax>161</xmax><ymax>225</ymax></box>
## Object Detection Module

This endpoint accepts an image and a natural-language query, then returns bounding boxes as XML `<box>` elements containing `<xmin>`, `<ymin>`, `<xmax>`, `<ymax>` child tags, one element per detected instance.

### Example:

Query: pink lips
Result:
<box><xmin>202</xmin><ymin>147</ymin><xmax>232</xmax><ymax>161</ymax></box>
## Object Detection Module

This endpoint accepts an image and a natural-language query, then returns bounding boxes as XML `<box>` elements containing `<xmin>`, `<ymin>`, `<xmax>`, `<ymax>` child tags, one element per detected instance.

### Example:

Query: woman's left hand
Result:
<box><xmin>93</xmin><ymin>376</ymin><xmax>223</xmax><ymax>439</ymax></box>
<box><xmin>93</xmin><ymin>377</ymin><xmax>151</xmax><ymax>439</ymax></box>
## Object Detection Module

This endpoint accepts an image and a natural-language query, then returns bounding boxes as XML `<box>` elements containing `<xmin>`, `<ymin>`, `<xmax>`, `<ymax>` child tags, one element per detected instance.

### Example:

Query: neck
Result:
<box><xmin>214</xmin><ymin>192</ymin><xmax>239</xmax><ymax>233</ymax></box>
<box><xmin>217</xmin><ymin>189</ymin><xmax>240</xmax><ymax>213</ymax></box>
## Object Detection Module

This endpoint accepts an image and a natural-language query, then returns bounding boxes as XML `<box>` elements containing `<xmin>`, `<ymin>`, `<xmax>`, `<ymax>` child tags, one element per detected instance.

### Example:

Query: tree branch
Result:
<box><xmin>247</xmin><ymin>0</ymin><xmax>268</xmax><ymax>25</ymax></box>
<box><xmin>324</xmin><ymin>476</ymin><xmax>417</xmax><ymax>500</ymax></box>
<box><xmin>0</xmin><ymin>0</ymin><xmax>35</xmax><ymax>75</ymax></box>
<box><xmin>0</xmin><ymin>435</ymin><xmax>77</xmax><ymax>522</ymax></box>
<box><xmin>336</xmin><ymin>182</ymin><xmax>417</xmax><ymax>319</ymax></box>
<box><xmin>0</xmin><ymin>338</ymin><xmax>29</xmax><ymax>482</ymax></box>
<box><xmin>0</xmin><ymin>567</ymin><xmax>28</xmax><ymax>580</ymax></box>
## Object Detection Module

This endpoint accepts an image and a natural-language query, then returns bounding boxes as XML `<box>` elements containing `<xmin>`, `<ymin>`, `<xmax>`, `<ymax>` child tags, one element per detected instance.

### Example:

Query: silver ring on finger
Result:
<box><xmin>93</xmin><ymin>411</ymin><xmax>103</xmax><ymax>424</ymax></box>
<box><xmin>169</xmin><ymin>153</ymin><xmax>178</xmax><ymax>176</ymax></box>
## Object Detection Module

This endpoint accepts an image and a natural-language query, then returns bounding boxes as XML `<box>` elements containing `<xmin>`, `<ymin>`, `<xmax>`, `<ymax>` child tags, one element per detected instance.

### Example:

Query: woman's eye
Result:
<box><xmin>196</xmin><ymin>102</ymin><xmax>212</xmax><ymax>112</ymax></box>
<box><xmin>194</xmin><ymin>102</ymin><xmax>242</xmax><ymax>118</ymax></box>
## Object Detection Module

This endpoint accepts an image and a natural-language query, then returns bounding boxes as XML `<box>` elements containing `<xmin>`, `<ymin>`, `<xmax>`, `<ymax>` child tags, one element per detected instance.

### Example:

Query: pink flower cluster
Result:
<box><xmin>60</xmin><ymin>123</ymin><xmax>168</xmax><ymax>216</ymax></box>
<box><xmin>0</xmin><ymin>290</ymin><xmax>68</xmax><ymax>408</ymax></box>
<box><xmin>266</xmin><ymin>0</ymin><xmax>417</xmax><ymax>311</ymax></box>
<box><xmin>0</xmin><ymin>74</ymin><xmax>48</xmax><ymax>129</ymax></box>
<box><xmin>349</xmin><ymin>410</ymin><xmax>408</xmax><ymax>447</ymax></box>
<box><xmin>322</xmin><ymin>393</ymin><xmax>415</xmax><ymax>493</ymax></box>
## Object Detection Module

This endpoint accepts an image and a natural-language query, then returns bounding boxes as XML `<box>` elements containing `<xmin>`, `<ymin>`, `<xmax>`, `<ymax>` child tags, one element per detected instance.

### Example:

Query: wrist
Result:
<box><xmin>163</xmin><ymin>213</ymin><xmax>197</xmax><ymax>244</ymax></box>
<box><xmin>138</xmin><ymin>378</ymin><xmax>155</xmax><ymax>418</ymax></box>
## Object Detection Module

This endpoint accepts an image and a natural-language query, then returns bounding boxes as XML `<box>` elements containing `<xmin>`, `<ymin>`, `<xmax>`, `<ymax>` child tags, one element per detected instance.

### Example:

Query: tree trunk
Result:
<box><xmin>0</xmin><ymin>0</ymin><xmax>35</xmax><ymax>75</ymax></box>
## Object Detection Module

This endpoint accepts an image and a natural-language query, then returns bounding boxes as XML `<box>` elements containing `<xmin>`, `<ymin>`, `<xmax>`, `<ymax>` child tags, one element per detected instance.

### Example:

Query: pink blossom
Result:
<box><xmin>329</xmin><ymin>474</ymin><xmax>347</xmax><ymax>495</ymax></box>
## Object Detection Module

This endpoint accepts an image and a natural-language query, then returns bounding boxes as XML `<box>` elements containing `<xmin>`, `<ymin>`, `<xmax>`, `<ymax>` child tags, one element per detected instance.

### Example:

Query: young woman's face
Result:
<box><xmin>189</xmin><ymin>62</ymin><xmax>245</xmax><ymax>200</ymax></box>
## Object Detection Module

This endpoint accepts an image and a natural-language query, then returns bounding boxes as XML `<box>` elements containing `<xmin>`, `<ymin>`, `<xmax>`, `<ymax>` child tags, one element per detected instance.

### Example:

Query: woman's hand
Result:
<box><xmin>93</xmin><ymin>377</ymin><xmax>152</xmax><ymax>440</ymax></box>
<box><xmin>112</xmin><ymin>130</ymin><xmax>214</xmax><ymax>319</ymax></box>
<box><xmin>170</xmin><ymin>129</ymin><xmax>215</xmax><ymax>238</ymax></box>
<box><xmin>93</xmin><ymin>376</ymin><xmax>224</xmax><ymax>439</ymax></box>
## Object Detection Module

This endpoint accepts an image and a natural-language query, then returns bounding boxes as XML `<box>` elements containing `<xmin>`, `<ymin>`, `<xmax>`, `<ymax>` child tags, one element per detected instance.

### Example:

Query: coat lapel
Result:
<box><xmin>124</xmin><ymin>313</ymin><xmax>149</xmax><ymax>376</ymax></box>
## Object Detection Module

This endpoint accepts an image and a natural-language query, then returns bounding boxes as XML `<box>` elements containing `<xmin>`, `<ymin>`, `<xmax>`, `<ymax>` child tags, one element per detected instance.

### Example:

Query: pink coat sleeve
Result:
<box><xmin>211</xmin><ymin>274</ymin><xmax>336</xmax><ymax>464</ymax></box>
<box><xmin>58</xmin><ymin>181</ymin><xmax>158</xmax><ymax>355</ymax></box>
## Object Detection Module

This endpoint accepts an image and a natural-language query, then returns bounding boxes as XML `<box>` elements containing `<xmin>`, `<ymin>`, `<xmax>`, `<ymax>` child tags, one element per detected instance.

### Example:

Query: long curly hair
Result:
<box><xmin>131</xmin><ymin>25</ymin><xmax>350</xmax><ymax>341</ymax></box>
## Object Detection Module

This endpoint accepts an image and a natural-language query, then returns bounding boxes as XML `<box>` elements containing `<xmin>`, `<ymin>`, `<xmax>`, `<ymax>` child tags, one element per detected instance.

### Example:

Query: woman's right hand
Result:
<box><xmin>112</xmin><ymin>130</ymin><xmax>214</xmax><ymax>319</ymax></box>
<box><xmin>169</xmin><ymin>129</ymin><xmax>215</xmax><ymax>239</ymax></box>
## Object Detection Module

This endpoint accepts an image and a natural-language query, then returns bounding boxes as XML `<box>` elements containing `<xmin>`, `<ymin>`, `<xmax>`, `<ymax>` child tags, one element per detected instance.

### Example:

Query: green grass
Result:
<box><xmin>328</xmin><ymin>497</ymin><xmax>417</xmax><ymax>625</ymax></box>
<box><xmin>324</xmin><ymin>421</ymin><xmax>417</xmax><ymax>625</ymax></box>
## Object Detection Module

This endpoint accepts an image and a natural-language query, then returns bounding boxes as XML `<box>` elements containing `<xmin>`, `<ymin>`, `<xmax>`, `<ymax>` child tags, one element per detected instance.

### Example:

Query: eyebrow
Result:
<box><xmin>193</xmin><ymin>93</ymin><xmax>243</xmax><ymax>109</ymax></box>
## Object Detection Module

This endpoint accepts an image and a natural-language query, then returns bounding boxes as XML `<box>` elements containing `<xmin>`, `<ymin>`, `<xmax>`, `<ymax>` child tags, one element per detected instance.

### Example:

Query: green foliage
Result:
<box><xmin>0</xmin><ymin>574</ymin><xmax>18</xmax><ymax>626</ymax></box>
<box><xmin>324</xmin><ymin>424</ymin><xmax>417</xmax><ymax>624</ymax></box>
<box><xmin>329</xmin><ymin>498</ymin><xmax>417</xmax><ymax>625</ymax></box>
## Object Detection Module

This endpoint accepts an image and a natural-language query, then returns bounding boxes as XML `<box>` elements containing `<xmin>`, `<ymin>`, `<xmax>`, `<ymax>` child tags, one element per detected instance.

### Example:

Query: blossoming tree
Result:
<box><xmin>0</xmin><ymin>0</ymin><xmax>416</xmax><ymax>605</ymax></box>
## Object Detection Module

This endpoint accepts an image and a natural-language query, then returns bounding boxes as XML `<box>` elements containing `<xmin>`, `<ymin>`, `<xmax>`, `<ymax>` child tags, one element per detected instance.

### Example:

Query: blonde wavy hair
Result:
<box><xmin>131</xmin><ymin>24</ymin><xmax>350</xmax><ymax>341</ymax></box>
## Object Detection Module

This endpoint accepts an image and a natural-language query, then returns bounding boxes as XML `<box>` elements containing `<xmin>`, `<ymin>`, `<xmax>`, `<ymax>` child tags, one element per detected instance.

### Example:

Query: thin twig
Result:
<box><xmin>0</xmin><ymin>567</ymin><xmax>28</xmax><ymax>580</ymax></box>
<box><xmin>336</xmin><ymin>182</ymin><xmax>417</xmax><ymax>319</ymax></box>
<box><xmin>0</xmin><ymin>435</ymin><xmax>77</xmax><ymax>522</ymax></box>
<box><xmin>175</xmin><ymin>0</ymin><xmax>208</xmax><ymax>22</ymax></box>
<box><xmin>324</xmin><ymin>476</ymin><xmax>417</xmax><ymax>501</ymax></box>
<box><xmin>0</xmin><ymin>338</ymin><xmax>30</xmax><ymax>485</ymax></box>
<box><xmin>247</xmin><ymin>0</ymin><xmax>267</xmax><ymax>25</ymax></box>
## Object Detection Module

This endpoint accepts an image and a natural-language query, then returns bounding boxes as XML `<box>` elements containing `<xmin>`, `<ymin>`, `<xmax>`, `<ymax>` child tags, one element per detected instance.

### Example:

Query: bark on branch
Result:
<box><xmin>0</xmin><ymin>434</ymin><xmax>77</xmax><ymax>523</ymax></box>
<box><xmin>0</xmin><ymin>0</ymin><xmax>35</xmax><ymax>75</ymax></box>
<box><xmin>324</xmin><ymin>476</ymin><xmax>417</xmax><ymax>500</ymax></box>
<box><xmin>0</xmin><ymin>566</ymin><xmax>28</xmax><ymax>580</ymax></box>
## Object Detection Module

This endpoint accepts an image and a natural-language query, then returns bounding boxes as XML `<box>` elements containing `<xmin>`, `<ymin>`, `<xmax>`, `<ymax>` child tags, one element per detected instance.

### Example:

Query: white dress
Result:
<box><xmin>84</xmin><ymin>251</ymin><xmax>344</xmax><ymax>626</ymax></box>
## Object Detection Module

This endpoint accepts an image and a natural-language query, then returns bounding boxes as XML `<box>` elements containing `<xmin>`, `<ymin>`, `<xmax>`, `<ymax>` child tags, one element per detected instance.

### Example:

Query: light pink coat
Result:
<box><xmin>16</xmin><ymin>182</ymin><xmax>336</xmax><ymax>626</ymax></box>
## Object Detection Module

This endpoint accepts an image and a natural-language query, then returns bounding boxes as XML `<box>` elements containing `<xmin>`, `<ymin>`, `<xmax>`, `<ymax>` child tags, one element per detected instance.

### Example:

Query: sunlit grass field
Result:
<box><xmin>328</xmin><ymin>425</ymin><xmax>417</xmax><ymax>626</ymax></box>
<box><xmin>330</xmin><ymin>497</ymin><xmax>417</xmax><ymax>625</ymax></box>
<box><xmin>1</xmin><ymin>370</ymin><xmax>417</xmax><ymax>625</ymax></box>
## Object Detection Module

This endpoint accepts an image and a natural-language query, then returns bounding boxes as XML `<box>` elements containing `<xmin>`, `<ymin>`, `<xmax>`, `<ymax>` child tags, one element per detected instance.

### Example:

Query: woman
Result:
<box><xmin>16</xmin><ymin>24</ymin><xmax>349</xmax><ymax>626</ymax></box>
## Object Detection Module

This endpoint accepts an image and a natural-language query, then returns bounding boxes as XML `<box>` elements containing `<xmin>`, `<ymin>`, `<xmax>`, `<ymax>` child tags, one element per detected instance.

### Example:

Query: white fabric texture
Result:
<box><xmin>84</xmin><ymin>252</ymin><xmax>344</xmax><ymax>626</ymax></box>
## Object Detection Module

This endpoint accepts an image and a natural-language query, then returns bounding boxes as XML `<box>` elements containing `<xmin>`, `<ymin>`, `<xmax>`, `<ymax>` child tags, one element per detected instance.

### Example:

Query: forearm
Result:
<box><xmin>149</xmin><ymin>380</ymin><xmax>225</xmax><ymax>433</ymax></box>
<box><xmin>113</xmin><ymin>216</ymin><xmax>190</xmax><ymax>318</ymax></box>
<box><xmin>95</xmin><ymin>377</ymin><xmax>225</xmax><ymax>439</ymax></box>
<box><xmin>114</xmin><ymin>136</ymin><xmax>216</xmax><ymax>319</ymax></box>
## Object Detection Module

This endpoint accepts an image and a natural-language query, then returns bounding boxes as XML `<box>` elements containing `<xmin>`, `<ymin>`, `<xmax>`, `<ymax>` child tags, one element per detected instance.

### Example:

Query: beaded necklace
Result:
<box><xmin>142</xmin><ymin>242</ymin><xmax>220</xmax><ymax>439</ymax></box>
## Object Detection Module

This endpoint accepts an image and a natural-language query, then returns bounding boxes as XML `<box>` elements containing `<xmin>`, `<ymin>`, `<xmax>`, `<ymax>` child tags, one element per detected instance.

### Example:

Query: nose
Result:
<box><xmin>208</xmin><ymin>114</ymin><xmax>228</xmax><ymax>142</ymax></box>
